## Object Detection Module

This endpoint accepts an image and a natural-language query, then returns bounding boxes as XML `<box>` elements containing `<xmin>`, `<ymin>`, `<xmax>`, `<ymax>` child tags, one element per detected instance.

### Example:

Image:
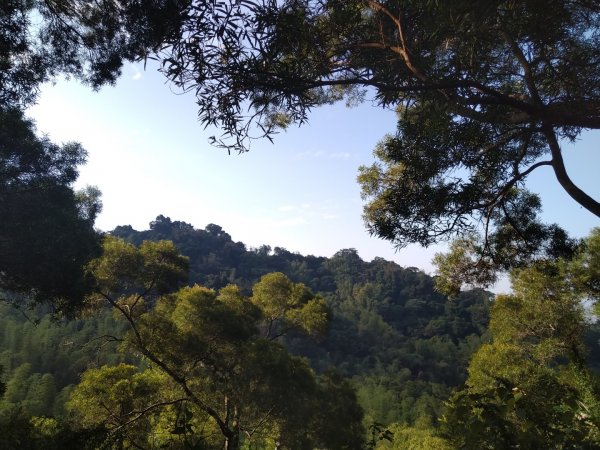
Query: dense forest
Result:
<box><xmin>1</xmin><ymin>216</ymin><xmax>492</xmax><ymax>447</ymax></box>
<box><xmin>111</xmin><ymin>216</ymin><xmax>492</xmax><ymax>416</ymax></box>
<box><xmin>3</xmin><ymin>216</ymin><xmax>600</xmax><ymax>448</ymax></box>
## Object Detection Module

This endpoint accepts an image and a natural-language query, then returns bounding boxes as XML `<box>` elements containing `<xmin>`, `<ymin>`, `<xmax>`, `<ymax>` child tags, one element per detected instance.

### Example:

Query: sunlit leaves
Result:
<box><xmin>67</xmin><ymin>364</ymin><xmax>165</xmax><ymax>429</ymax></box>
<box><xmin>79</xmin><ymin>239</ymin><xmax>362</xmax><ymax>449</ymax></box>
<box><xmin>86</xmin><ymin>236</ymin><xmax>189</xmax><ymax>309</ymax></box>
<box><xmin>433</xmin><ymin>235</ymin><xmax>497</xmax><ymax>298</ymax></box>
<box><xmin>251</xmin><ymin>272</ymin><xmax>329</xmax><ymax>339</ymax></box>
<box><xmin>442</xmin><ymin>229</ymin><xmax>600</xmax><ymax>449</ymax></box>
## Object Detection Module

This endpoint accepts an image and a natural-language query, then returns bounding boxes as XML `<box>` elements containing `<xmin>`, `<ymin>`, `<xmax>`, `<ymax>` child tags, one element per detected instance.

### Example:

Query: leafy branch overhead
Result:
<box><xmin>112</xmin><ymin>0</ymin><xmax>600</xmax><ymax>246</ymax></box>
<box><xmin>433</xmin><ymin>189</ymin><xmax>581</xmax><ymax>296</ymax></box>
<box><xmin>3</xmin><ymin>1</ymin><xmax>599</xmax><ymax>278</ymax></box>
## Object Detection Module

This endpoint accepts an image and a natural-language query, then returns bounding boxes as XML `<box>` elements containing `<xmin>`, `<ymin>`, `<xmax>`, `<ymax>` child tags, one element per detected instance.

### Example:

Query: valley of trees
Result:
<box><xmin>1</xmin><ymin>217</ymin><xmax>493</xmax><ymax>448</ymax></box>
<box><xmin>2</xmin><ymin>0</ymin><xmax>600</xmax><ymax>448</ymax></box>
<box><xmin>2</xmin><ymin>217</ymin><xmax>600</xmax><ymax>448</ymax></box>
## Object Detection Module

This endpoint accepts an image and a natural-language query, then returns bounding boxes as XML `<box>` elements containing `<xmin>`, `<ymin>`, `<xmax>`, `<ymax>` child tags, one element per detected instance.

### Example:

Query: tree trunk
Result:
<box><xmin>224</xmin><ymin>398</ymin><xmax>240</xmax><ymax>450</ymax></box>
<box><xmin>225</xmin><ymin>432</ymin><xmax>240</xmax><ymax>450</ymax></box>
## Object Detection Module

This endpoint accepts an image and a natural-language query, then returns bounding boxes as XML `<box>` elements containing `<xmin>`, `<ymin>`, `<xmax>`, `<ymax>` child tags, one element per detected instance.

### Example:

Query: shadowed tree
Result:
<box><xmin>0</xmin><ymin>108</ymin><xmax>101</xmax><ymax>313</ymax></box>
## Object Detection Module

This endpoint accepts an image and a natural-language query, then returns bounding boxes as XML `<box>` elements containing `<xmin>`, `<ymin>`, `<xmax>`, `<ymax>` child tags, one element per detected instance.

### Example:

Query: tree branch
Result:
<box><xmin>110</xmin><ymin>398</ymin><xmax>189</xmax><ymax>434</ymax></box>
<box><xmin>500</xmin><ymin>28</ymin><xmax>542</xmax><ymax>105</ymax></box>
<box><xmin>364</xmin><ymin>0</ymin><xmax>427</xmax><ymax>81</ymax></box>
<box><xmin>99</xmin><ymin>289</ymin><xmax>232</xmax><ymax>439</ymax></box>
<box><xmin>543</xmin><ymin>124</ymin><xmax>600</xmax><ymax>217</ymax></box>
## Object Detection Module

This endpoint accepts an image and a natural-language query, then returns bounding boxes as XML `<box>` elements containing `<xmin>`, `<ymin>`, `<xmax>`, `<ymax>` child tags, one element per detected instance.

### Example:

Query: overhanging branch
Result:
<box><xmin>543</xmin><ymin>124</ymin><xmax>600</xmax><ymax>217</ymax></box>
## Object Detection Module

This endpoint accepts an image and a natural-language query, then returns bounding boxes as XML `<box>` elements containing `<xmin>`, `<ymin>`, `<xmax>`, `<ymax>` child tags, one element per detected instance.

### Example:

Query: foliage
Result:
<box><xmin>0</xmin><ymin>0</ymin><xmax>193</xmax><ymax>311</ymax></box>
<box><xmin>442</xmin><ymin>229</ymin><xmax>600</xmax><ymax>449</ymax></box>
<box><xmin>309</xmin><ymin>370</ymin><xmax>366</xmax><ymax>450</ymax></box>
<box><xmin>6</xmin><ymin>2</ymin><xmax>598</xmax><ymax>227</ymax></box>
<box><xmin>74</xmin><ymin>236</ymin><xmax>365</xmax><ymax>449</ymax></box>
<box><xmin>433</xmin><ymin>190</ymin><xmax>580</xmax><ymax>296</ymax></box>
<box><xmin>35</xmin><ymin>0</ymin><xmax>595</xmax><ymax>241</ymax></box>
<box><xmin>86</xmin><ymin>236</ymin><xmax>189</xmax><ymax>304</ymax></box>
<box><xmin>348</xmin><ymin>0</ymin><xmax>600</xmax><ymax>250</ymax></box>
<box><xmin>67</xmin><ymin>364</ymin><xmax>167</xmax><ymax>447</ymax></box>
<box><xmin>0</xmin><ymin>302</ymin><xmax>130</xmax><ymax>418</ymax></box>
<box><xmin>112</xmin><ymin>217</ymin><xmax>493</xmax><ymax>424</ymax></box>
<box><xmin>251</xmin><ymin>272</ymin><xmax>329</xmax><ymax>339</ymax></box>
<box><xmin>0</xmin><ymin>108</ymin><xmax>102</xmax><ymax>312</ymax></box>
<box><xmin>0</xmin><ymin>218</ymin><xmax>494</xmax><ymax>445</ymax></box>
<box><xmin>0</xmin><ymin>412</ymin><xmax>106</xmax><ymax>450</ymax></box>
<box><xmin>374</xmin><ymin>422</ymin><xmax>452</xmax><ymax>450</ymax></box>
<box><xmin>0</xmin><ymin>0</ymin><xmax>190</xmax><ymax>110</ymax></box>
<box><xmin>3</xmin><ymin>1</ymin><xmax>599</xmax><ymax>308</ymax></box>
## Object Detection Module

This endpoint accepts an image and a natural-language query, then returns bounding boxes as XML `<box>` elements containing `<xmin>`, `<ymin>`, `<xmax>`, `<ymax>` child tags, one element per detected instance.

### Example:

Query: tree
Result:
<box><xmin>0</xmin><ymin>108</ymin><xmax>102</xmax><ymax>312</ymax></box>
<box><xmin>1</xmin><ymin>363</ymin><xmax>33</xmax><ymax>409</ymax></box>
<box><xmin>0</xmin><ymin>413</ymin><xmax>106</xmax><ymax>450</ymax></box>
<box><xmin>0</xmin><ymin>0</ymin><xmax>192</xmax><ymax>111</ymax></box>
<box><xmin>79</xmin><ymin>237</ymin><xmax>360</xmax><ymax>450</ymax></box>
<box><xmin>373</xmin><ymin>422</ymin><xmax>451</xmax><ymax>450</ymax></box>
<box><xmin>432</xmin><ymin>192</ymin><xmax>580</xmax><ymax>296</ymax></box>
<box><xmin>106</xmin><ymin>218</ymin><xmax>494</xmax><ymax>428</ymax></box>
<box><xmin>0</xmin><ymin>0</ymin><xmax>192</xmax><ymax>310</ymax></box>
<box><xmin>7</xmin><ymin>1</ymin><xmax>598</xmax><ymax>277</ymax></box>
<box><xmin>350</xmin><ymin>0</ymin><xmax>600</xmax><ymax>245</ymax></box>
<box><xmin>130</xmin><ymin>0</ymin><xmax>600</xmax><ymax>248</ymax></box>
<box><xmin>67</xmin><ymin>364</ymin><xmax>167</xmax><ymax>448</ymax></box>
<box><xmin>251</xmin><ymin>271</ymin><xmax>330</xmax><ymax>339</ymax></box>
<box><xmin>441</xmin><ymin>229</ymin><xmax>600</xmax><ymax>449</ymax></box>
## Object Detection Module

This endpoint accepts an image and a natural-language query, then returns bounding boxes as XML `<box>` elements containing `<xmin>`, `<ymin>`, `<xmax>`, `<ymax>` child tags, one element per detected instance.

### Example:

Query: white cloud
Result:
<box><xmin>239</xmin><ymin>215</ymin><xmax>308</xmax><ymax>230</ymax></box>
<box><xmin>130</xmin><ymin>65</ymin><xmax>142</xmax><ymax>80</ymax></box>
<box><xmin>279</xmin><ymin>203</ymin><xmax>311</xmax><ymax>212</ymax></box>
<box><xmin>276</xmin><ymin>217</ymin><xmax>307</xmax><ymax>227</ymax></box>
<box><xmin>294</xmin><ymin>150</ymin><xmax>321</xmax><ymax>160</ymax></box>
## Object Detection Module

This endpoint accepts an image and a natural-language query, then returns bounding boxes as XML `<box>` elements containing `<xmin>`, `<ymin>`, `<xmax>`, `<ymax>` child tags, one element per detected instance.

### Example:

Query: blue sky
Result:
<box><xmin>27</xmin><ymin>62</ymin><xmax>600</xmax><ymax>287</ymax></box>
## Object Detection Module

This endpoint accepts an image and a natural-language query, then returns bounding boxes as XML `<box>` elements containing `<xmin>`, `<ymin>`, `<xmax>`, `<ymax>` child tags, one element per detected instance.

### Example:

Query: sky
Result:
<box><xmin>26</xmin><ymin>62</ymin><xmax>600</xmax><ymax>289</ymax></box>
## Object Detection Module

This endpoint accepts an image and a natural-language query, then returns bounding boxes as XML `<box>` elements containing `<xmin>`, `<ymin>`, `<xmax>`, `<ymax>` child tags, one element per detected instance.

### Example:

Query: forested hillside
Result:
<box><xmin>112</xmin><ymin>216</ymin><xmax>492</xmax><ymax>424</ymax></box>
<box><xmin>0</xmin><ymin>216</ymin><xmax>491</xmax><ymax>442</ymax></box>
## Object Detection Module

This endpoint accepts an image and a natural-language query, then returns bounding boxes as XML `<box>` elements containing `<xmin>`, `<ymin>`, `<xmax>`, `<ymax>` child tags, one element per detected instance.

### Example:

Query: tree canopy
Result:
<box><xmin>4</xmin><ymin>1</ymin><xmax>598</xmax><ymax>291</ymax></box>
<box><xmin>76</xmin><ymin>236</ymin><xmax>360</xmax><ymax>449</ymax></box>
<box><xmin>110</xmin><ymin>218</ymin><xmax>493</xmax><ymax>428</ymax></box>
<box><xmin>0</xmin><ymin>108</ymin><xmax>102</xmax><ymax>312</ymax></box>
<box><xmin>67</xmin><ymin>0</ymin><xmax>597</xmax><ymax>250</ymax></box>
<box><xmin>1</xmin><ymin>0</ymin><xmax>190</xmax><ymax>110</ymax></box>
<box><xmin>4</xmin><ymin>1</ymin><xmax>600</xmax><ymax>446</ymax></box>
<box><xmin>0</xmin><ymin>220</ymin><xmax>494</xmax><ymax>447</ymax></box>
<box><xmin>442</xmin><ymin>229</ymin><xmax>600</xmax><ymax>449</ymax></box>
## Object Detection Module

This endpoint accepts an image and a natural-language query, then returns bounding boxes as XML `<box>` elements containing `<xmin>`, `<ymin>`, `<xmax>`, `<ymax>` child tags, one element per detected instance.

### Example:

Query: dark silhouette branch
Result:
<box><xmin>543</xmin><ymin>124</ymin><xmax>600</xmax><ymax>217</ymax></box>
